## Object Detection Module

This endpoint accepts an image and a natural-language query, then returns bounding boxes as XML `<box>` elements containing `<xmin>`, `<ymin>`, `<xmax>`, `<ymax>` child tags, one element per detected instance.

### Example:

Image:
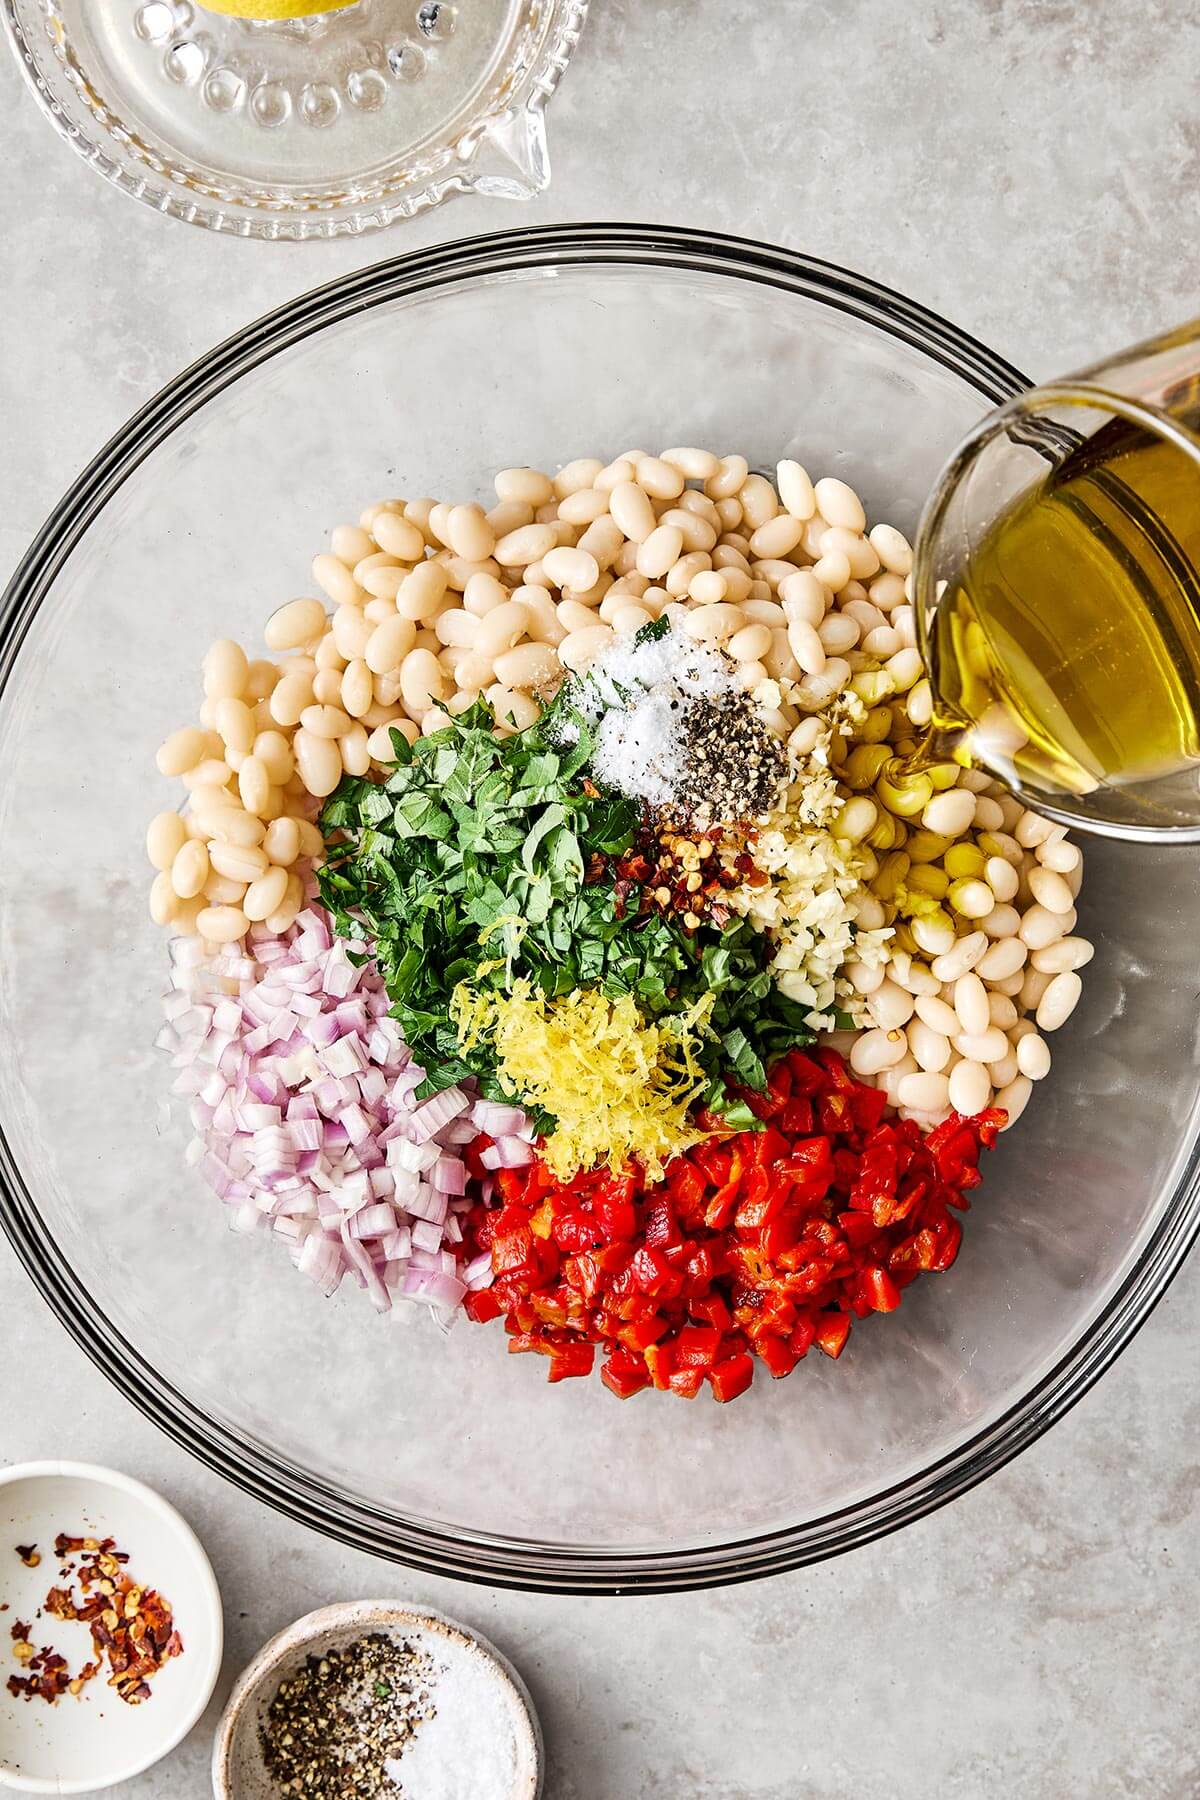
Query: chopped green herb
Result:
<box><xmin>318</xmin><ymin>704</ymin><xmax>812</xmax><ymax>1129</ymax></box>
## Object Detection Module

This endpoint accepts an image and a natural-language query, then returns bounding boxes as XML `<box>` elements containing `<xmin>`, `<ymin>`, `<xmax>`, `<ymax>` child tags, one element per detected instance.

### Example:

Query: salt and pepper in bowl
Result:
<box><xmin>214</xmin><ymin>1601</ymin><xmax>542</xmax><ymax>1800</ymax></box>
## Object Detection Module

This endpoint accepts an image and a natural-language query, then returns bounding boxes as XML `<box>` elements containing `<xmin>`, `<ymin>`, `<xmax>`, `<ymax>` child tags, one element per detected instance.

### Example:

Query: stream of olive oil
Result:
<box><xmin>919</xmin><ymin>416</ymin><xmax>1200</xmax><ymax>798</ymax></box>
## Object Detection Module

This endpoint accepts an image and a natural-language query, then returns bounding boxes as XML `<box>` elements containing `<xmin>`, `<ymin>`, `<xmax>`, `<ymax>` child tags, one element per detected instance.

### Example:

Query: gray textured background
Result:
<box><xmin>2</xmin><ymin>2</ymin><xmax>1199</xmax><ymax>1795</ymax></box>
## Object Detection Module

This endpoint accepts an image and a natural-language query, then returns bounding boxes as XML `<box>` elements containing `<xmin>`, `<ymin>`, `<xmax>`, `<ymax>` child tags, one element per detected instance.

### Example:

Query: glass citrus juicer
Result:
<box><xmin>910</xmin><ymin>318</ymin><xmax>1200</xmax><ymax>842</ymax></box>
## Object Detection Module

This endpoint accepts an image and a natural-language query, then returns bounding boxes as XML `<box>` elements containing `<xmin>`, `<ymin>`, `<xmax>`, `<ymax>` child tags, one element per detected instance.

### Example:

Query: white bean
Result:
<box><xmin>1038</xmin><ymin>837</ymin><xmax>1081</xmax><ymax>874</ymax></box>
<box><xmin>776</xmin><ymin>460</ymin><xmax>816</xmax><ymax>520</ymax></box>
<box><xmin>787</xmin><ymin>620</ymin><xmax>826</xmax><ymax>675</ymax></box>
<box><xmin>981</xmin><ymin>903</ymin><xmax>1021</xmax><ymax>939</ymax></box>
<box><xmin>1019</xmin><ymin>904</ymin><xmax>1067</xmax><ymax>950</ymax></box>
<box><xmin>811</xmin><ymin>549</ymin><xmax>851</xmax><ymax>592</ymax></box>
<box><xmin>908</xmin><ymin>1020</ymin><xmax>951</xmax><ymax>1073</ymax></box>
<box><xmin>301</xmin><ymin>704</ymin><xmax>352</xmax><ymax>740</ymax></box>
<box><xmin>814</xmin><ymin>477</ymin><xmax>867</xmax><ymax>532</ymax></box>
<box><xmin>196</xmin><ymin>905</ymin><xmax>249</xmax><ymax>944</ymax></box>
<box><xmin>399</xmin><ymin>648</ymin><xmax>446</xmax><ymax>718</ymax></box>
<box><xmin>728</xmin><ymin>624</ymin><xmax>772</xmax><ymax>664</ymax></box>
<box><xmin>1028</xmin><ymin>866</ymin><xmax>1074</xmax><ymax>914</ymax></box>
<box><xmin>340</xmin><ymin>724</ymin><xmax>371</xmax><ymax>776</ymax></box>
<box><xmin>364</xmin><ymin>614</ymin><xmax>418</xmax><ymax>676</ymax></box>
<box><xmin>636</xmin><ymin>457</ymin><xmax>687</xmax><ymax>500</ymax></box>
<box><xmin>1016</xmin><ymin>1033</ymin><xmax>1053</xmax><ymax>1080</ymax></box>
<box><xmin>1020</xmin><ymin>967</ymin><xmax>1053</xmax><ymax>1011</ymax></box>
<box><xmin>897</xmin><ymin>1070</ymin><xmax>950</xmax><ymax>1112</ymax></box>
<box><xmin>877</xmin><ymin>1055</ymin><xmax>920</xmax><ymax>1104</ymax></box>
<box><xmin>170</xmin><ymin>839</ymin><xmax>210</xmax><ymax>899</ymax></box>
<box><xmin>684</xmin><ymin>604</ymin><xmax>744</xmax><ymax>644</ymax></box>
<box><xmin>984</xmin><ymin>856</ymin><xmax>1020</xmax><ymax>903</ymax></box>
<box><xmin>292</xmin><ymin>730</ymin><xmax>343</xmax><ymax>798</ymax></box>
<box><xmin>492</xmin><ymin>642</ymin><xmax>561</xmax><ymax>690</ymax></box>
<box><xmin>868</xmin><ymin>978</ymin><xmax>915</xmax><ymax>1031</ymax></box>
<box><xmin>953</xmin><ymin>972</ymin><xmax>990</xmax><ymax>1036</ymax></box>
<box><xmin>312</xmin><ymin>553</ymin><xmax>363</xmax><ymax>609</ymax></box>
<box><xmin>748</xmin><ymin>513</ymin><xmax>805</xmax><ymax>560</ymax></box>
<box><xmin>203</xmin><ymin>639</ymin><xmax>249</xmax><ymax>702</ymax></box>
<box><xmin>868</xmin><ymin>522</ymin><xmax>913</xmax><ymax>575</ymax></box>
<box><xmin>953</xmin><ymin>1028</ymin><xmax>1010</xmax><ymax>1065</ymax></box>
<box><xmin>948</xmin><ymin>1060</ymin><xmax>992</xmax><ymax>1117</ymax></box>
<box><xmin>1030</xmin><ymin>937</ymin><xmax>1095</xmax><ymax>974</ymax></box>
<box><xmin>914</xmin><ymin>994</ymin><xmax>961</xmax><ymax>1037</ymax></box>
<box><xmin>922</xmin><ymin>789</ymin><xmax>976</xmax><ymax>836</ymax></box>
<box><xmin>156</xmin><ymin>727</ymin><xmax>207</xmax><ymax>777</ymax></box>
<box><xmin>1015</xmin><ymin>811</ymin><xmax>1055</xmax><ymax>848</ymax></box>
<box><xmin>779</xmin><ymin>570</ymin><xmax>827</xmax><ymax>626</ymax></box>
<box><xmin>372</xmin><ymin>512</ymin><xmax>426</xmax><ymax>562</ymax></box>
<box><xmin>147</xmin><ymin>811</ymin><xmax>188</xmax><ymax>870</ymax></box>
<box><xmin>270</xmin><ymin>673</ymin><xmax>315</xmax><ymax>727</ymax></box>
<box><xmin>817</xmin><ymin>612</ymin><xmax>861</xmax><ymax>655</ymax></box>
<box><xmin>558</xmin><ymin>625</ymin><xmax>613</xmax><ymax>673</ymax></box>
<box><xmin>847</xmin><ymin>959</ymin><xmax>886</xmax><ymax>995</ymax></box>
<box><xmin>662</xmin><ymin>446</ymin><xmax>720</xmax><ymax>481</ymax></box>
<box><xmin>487</xmin><ymin>685</ymin><xmax>540</xmax><ymax>731</ymax></box>
<box><xmin>544</xmin><ymin>546</ymin><xmax>600</xmax><ymax>591</ymax></box>
<box><xmin>849</xmin><ymin>1028</ymin><xmax>909</xmax><ymax>1075</ymax></box>
<box><xmin>332</xmin><ymin>605</ymin><xmax>374</xmax><ymax>662</ymax></box>
<box><xmin>495</xmin><ymin>468</ymin><xmax>554</xmax><ymax>507</ymax></box>
<box><xmin>985</xmin><ymin>993</ymin><xmax>1019</xmax><ymax>1033</ymax></box>
<box><xmin>606</xmin><ymin>480</ymin><xmax>655</xmax><ymax>544</ymax></box>
<box><xmin>1036</xmin><ymin>971</ymin><xmax>1083</xmax><ymax>1032</ymax></box>
<box><xmin>638</xmin><ymin>525</ymin><xmax>685</xmax><ymax>580</ymax></box>
<box><xmin>911</xmin><ymin>913</ymin><xmax>957</xmax><ymax>957</ymax></box>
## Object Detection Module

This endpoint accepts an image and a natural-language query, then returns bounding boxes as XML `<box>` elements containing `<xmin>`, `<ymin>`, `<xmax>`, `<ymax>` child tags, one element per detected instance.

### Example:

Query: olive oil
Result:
<box><xmin>923</xmin><ymin>417</ymin><xmax>1200</xmax><ymax>799</ymax></box>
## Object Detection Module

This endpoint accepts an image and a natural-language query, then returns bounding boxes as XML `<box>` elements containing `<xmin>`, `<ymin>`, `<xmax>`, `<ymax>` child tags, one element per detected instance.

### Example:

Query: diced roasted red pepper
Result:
<box><xmin>463</xmin><ymin>1287</ymin><xmax>502</xmax><ymax>1324</ymax></box>
<box><xmin>708</xmin><ymin>1352</ymin><xmax>755</xmax><ymax>1403</ymax></box>
<box><xmin>462</xmin><ymin>1049</ymin><xmax>999</xmax><ymax>1405</ymax></box>
<box><xmin>813</xmin><ymin>1312</ymin><xmax>851</xmax><ymax>1359</ymax></box>
<box><xmin>673</xmin><ymin>1324</ymin><xmax>721</xmax><ymax>1368</ymax></box>
<box><xmin>601</xmin><ymin>1348</ymin><xmax>651</xmax><ymax>1399</ymax></box>
<box><xmin>667</xmin><ymin>1366</ymin><xmax>705</xmax><ymax>1399</ymax></box>
<box><xmin>547</xmin><ymin>1342</ymin><xmax>595</xmax><ymax>1382</ymax></box>
<box><xmin>757</xmin><ymin>1335</ymin><xmax>799</xmax><ymax>1379</ymax></box>
<box><xmin>643</xmin><ymin>1341</ymin><xmax>675</xmax><ymax>1390</ymax></box>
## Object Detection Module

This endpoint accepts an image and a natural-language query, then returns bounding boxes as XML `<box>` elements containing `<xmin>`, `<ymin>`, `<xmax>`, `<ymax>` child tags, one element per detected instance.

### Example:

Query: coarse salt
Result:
<box><xmin>383</xmin><ymin>1627</ymin><xmax>536</xmax><ymax>1800</ymax></box>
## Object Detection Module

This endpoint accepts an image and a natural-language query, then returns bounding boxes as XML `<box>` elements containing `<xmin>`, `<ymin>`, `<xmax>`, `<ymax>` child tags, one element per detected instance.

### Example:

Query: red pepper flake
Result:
<box><xmin>6</xmin><ymin>1534</ymin><xmax>183</xmax><ymax>1706</ymax></box>
<box><xmin>463</xmin><ymin>1048</ymin><xmax>1004</xmax><ymax>1402</ymax></box>
<box><xmin>14</xmin><ymin>1544</ymin><xmax>40</xmax><ymax>1569</ymax></box>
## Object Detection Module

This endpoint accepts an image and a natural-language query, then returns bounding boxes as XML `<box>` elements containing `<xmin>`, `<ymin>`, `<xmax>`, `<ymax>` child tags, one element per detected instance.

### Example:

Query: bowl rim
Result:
<box><xmin>1</xmin><ymin>222</ymin><xmax>1197</xmax><ymax>1594</ymax></box>
<box><xmin>0</xmin><ymin>1459</ymin><xmax>223</xmax><ymax>1793</ymax></box>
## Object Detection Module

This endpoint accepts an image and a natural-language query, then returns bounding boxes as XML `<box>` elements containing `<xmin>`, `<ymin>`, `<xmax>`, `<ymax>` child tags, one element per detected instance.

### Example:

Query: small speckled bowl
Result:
<box><xmin>0</xmin><ymin>1461</ymin><xmax>223</xmax><ymax>1795</ymax></box>
<box><xmin>212</xmin><ymin>1601</ymin><xmax>542</xmax><ymax>1799</ymax></box>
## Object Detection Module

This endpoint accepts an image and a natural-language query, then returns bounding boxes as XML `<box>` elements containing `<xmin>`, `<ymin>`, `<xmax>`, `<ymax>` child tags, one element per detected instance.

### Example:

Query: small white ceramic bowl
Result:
<box><xmin>0</xmin><ymin>1461</ymin><xmax>223</xmax><ymax>1794</ymax></box>
<box><xmin>213</xmin><ymin>1601</ymin><xmax>542</xmax><ymax>1800</ymax></box>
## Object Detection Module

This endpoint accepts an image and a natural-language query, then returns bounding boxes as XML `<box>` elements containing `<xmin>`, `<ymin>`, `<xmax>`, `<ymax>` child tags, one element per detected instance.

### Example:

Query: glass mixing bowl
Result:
<box><xmin>2</xmin><ymin>225</ymin><xmax>1198</xmax><ymax>1593</ymax></box>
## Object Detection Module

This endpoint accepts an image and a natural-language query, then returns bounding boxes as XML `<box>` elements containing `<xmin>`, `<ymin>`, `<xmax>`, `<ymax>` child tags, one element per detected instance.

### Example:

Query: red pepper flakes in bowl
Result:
<box><xmin>462</xmin><ymin>1049</ymin><xmax>1004</xmax><ymax>1401</ymax></box>
<box><xmin>6</xmin><ymin>1535</ymin><xmax>183</xmax><ymax>1706</ymax></box>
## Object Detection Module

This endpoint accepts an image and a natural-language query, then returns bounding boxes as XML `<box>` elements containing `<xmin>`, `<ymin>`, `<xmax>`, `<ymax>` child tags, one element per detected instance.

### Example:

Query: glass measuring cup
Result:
<box><xmin>912</xmin><ymin>318</ymin><xmax>1200</xmax><ymax>841</ymax></box>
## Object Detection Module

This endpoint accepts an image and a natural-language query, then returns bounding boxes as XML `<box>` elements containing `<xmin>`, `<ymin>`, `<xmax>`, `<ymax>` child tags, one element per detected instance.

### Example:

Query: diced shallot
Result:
<box><xmin>160</xmin><ymin>912</ymin><xmax>525</xmax><ymax>1324</ymax></box>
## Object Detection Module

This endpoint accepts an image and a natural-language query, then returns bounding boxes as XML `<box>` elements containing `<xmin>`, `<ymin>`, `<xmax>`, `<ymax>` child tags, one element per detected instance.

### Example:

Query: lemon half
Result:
<box><xmin>199</xmin><ymin>0</ymin><xmax>359</xmax><ymax>18</ymax></box>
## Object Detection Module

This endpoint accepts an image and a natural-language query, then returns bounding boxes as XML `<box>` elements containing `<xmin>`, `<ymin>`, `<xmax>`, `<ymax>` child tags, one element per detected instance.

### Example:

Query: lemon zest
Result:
<box><xmin>452</xmin><ymin>980</ymin><xmax>715</xmax><ymax>1182</ymax></box>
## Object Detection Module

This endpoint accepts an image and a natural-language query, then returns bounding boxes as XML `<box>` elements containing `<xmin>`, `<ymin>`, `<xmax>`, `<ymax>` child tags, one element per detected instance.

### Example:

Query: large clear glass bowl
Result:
<box><xmin>1</xmin><ymin>225</ymin><xmax>1197</xmax><ymax>1593</ymax></box>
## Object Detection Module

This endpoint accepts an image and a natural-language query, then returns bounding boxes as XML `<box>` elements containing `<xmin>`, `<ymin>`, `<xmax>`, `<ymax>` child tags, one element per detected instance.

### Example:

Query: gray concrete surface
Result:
<box><xmin>2</xmin><ymin>1</ymin><xmax>1199</xmax><ymax>1795</ymax></box>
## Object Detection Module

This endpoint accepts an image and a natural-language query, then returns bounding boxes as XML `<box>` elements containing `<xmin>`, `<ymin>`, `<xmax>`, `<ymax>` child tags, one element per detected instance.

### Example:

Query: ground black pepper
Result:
<box><xmin>673</xmin><ymin>690</ymin><xmax>788</xmax><ymax>826</ymax></box>
<box><xmin>260</xmin><ymin>1633</ymin><xmax>436</xmax><ymax>1799</ymax></box>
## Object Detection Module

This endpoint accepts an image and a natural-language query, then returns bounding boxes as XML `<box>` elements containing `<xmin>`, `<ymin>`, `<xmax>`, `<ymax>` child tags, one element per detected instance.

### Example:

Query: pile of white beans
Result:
<box><xmin>146</xmin><ymin>445</ymin><xmax>1090</xmax><ymax>1130</ymax></box>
